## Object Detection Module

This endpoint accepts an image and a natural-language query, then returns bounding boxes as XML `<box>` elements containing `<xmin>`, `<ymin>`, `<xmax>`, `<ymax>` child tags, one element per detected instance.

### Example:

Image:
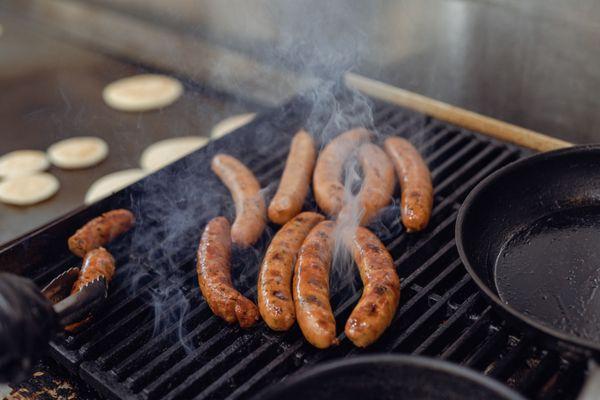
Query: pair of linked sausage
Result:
<box><xmin>293</xmin><ymin>221</ymin><xmax>400</xmax><ymax>348</ymax></box>
<box><xmin>211</xmin><ymin>154</ymin><xmax>266</xmax><ymax>247</ymax></box>
<box><xmin>258</xmin><ymin>211</ymin><xmax>324</xmax><ymax>331</ymax></box>
<box><xmin>197</xmin><ymin>216</ymin><xmax>260</xmax><ymax>328</ymax></box>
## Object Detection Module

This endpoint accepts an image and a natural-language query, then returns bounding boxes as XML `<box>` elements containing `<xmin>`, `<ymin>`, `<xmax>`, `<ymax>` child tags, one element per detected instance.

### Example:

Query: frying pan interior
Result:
<box><xmin>256</xmin><ymin>355</ymin><xmax>524</xmax><ymax>400</ymax></box>
<box><xmin>457</xmin><ymin>146</ymin><xmax>600</xmax><ymax>351</ymax></box>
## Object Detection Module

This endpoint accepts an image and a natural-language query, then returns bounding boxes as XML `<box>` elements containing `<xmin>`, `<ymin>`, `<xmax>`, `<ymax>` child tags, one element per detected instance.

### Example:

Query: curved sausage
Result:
<box><xmin>268</xmin><ymin>130</ymin><xmax>316</xmax><ymax>225</ymax></box>
<box><xmin>344</xmin><ymin>227</ymin><xmax>400</xmax><ymax>347</ymax></box>
<box><xmin>293</xmin><ymin>220</ymin><xmax>339</xmax><ymax>348</ymax></box>
<box><xmin>197</xmin><ymin>216</ymin><xmax>259</xmax><ymax>328</ymax></box>
<box><xmin>68</xmin><ymin>209</ymin><xmax>135</xmax><ymax>257</ymax></box>
<box><xmin>338</xmin><ymin>143</ymin><xmax>396</xmax><ymax>226</ymax></box>
<box><xmin>211</xmin><ymin>154</ymin><xmax>266</xmax><ymax>247</ymax></box>
<box><xmin>65</xmin><ymin>247</ymin><xmax>116</xmax><ymax>332</ymax></box>
<box><xmin>258</xmin><ymin>212</ymin><xmax>324</xmax><ymax>331</ymax></box>
<box><xmin>313</xmin><ymin>128</ymin><xmax>371</xmax><ymax>218</ymax></box>
<box><xmin>383</xmin><ymin>137</ymin><xmax>433</xmax><ymax>232</ymax></box>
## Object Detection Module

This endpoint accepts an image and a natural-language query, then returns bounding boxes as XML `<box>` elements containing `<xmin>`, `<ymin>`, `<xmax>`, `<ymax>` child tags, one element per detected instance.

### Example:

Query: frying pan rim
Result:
<box><xmin>456</xmin><ymin>144</ymin><xmax>600</xmax><ymax>353</ymax></box>
<box><xmin>256</xmin><ymin>354</ymin><xmax>525</xmax><ymax>400</ymax></box>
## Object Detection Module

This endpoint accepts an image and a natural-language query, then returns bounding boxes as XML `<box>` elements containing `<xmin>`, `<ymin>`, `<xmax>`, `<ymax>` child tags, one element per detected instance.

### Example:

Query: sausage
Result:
<box><xmin>313</xmin><ymin>128</ymin><xmax>372</xmax><ymax>218</ymax></box>
<box><xmin>268</xmin><ymin>130</ymin><xmax>316</xmax><ymax>225</ymax></box>
<box><xmin>338</xmin><ymin>143</ymin><xmax>396</xmax><ymax>226</ymax></box>
<box><xmin>211</xmin><ymin>154</ymin><xmax>266</xmax><ymax>248</ymax></box>
<box><xmin>258</xmin><ymin>212</ymin><xmax>324</xmax><ymax>331</ymax></box>
<box><xmin>383</xmin><ymin>137</ymin><xmax>433</xmax><ymax>232</ymax></box>
<box><xmin>68</xmin><ymin>209</ymin><xmax>135</xmax><ymax>257</ymax></box>
<box><xmin>65</xmin><ymin>247</ymin><xmax>116</xmax><ymax>332</ymax></box>
<box><xmin>197</xmin><ymin>216</ymin><xmax>259</xmax><ymax>328</ymax></box>
<box><xmin>293</xmin><ymin>220</ymin><xmax>339</xmax><ymax>348</ymax></box>
<box><xmin>344</xmin><ymin>227</ymin><xmax>400</xmax><ymax>347</ymax></box>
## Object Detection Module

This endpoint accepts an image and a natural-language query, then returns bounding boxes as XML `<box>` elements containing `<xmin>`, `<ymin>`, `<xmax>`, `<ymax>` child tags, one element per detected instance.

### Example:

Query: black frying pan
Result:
<box><xmin>456</xmin><ymin>145</ymin><xmax>600</xmax><ymax>355</ymax></box>
<box><xmin>256</xmin><ymin>355</ymin><xmax>525</xmax><ymax>400</ymax></box>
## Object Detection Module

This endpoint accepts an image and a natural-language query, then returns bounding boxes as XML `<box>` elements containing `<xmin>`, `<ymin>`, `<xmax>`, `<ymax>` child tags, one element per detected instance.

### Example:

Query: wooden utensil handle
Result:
<box><xmin>345</xmin><ymin>72</ymin><xmax>573</xmax><ymax>152</ymax></box>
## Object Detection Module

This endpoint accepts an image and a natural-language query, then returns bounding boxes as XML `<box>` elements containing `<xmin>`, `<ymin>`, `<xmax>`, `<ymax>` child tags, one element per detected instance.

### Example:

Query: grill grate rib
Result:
<box><xmin>9</xmin><ymin>93</ymin><xmax>587</xmax><ymax>399</ymax></box>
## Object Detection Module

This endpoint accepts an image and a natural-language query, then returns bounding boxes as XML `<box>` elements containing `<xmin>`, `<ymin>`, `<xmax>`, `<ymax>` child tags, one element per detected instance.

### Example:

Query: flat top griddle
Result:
<box><xmin>1</xmin><ymin>84</ymin><xmax>591</xmax><ymax>400</ymax></box>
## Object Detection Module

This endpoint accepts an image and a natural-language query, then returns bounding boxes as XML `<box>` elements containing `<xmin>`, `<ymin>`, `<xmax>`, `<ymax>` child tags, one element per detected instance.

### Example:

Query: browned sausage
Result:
<box><xmin>383</xmin><ymin>137</ymin><xmax>433</xmax><ymax>232</ymax></box>
<box><xmin>344</xmin><ymin>227</ymin><xmax>400</xmax><ymax>347</ymax></box>
<box><xmin>197</xmin><ymin>216</ymin><xmax>259</xmax><ymax>328</ymax></box>
<box><xmin>258</xmin><ymin>212</ymin><xmax>324</xmax><ymax>331</ymax></box>
<box><xmin>268</xmin><ymin>130</ymin><xmax>317</xmax><ymax>225</ymax></box>
<box><xmin>65</xmin><ymin>247</ymin><xmax>116</xmax><ymax>332</ymax></box>
<box><xmin>313</xmin><ymin>128</ymin><xmax>372</xmax><ymax>217</ymax></box>
<box><xmin>68</xmin><ymin>209</ymin><xmax>135</xmax><ymax>257</ymax></box>
<box><xmin>293</xmin><ymin>220</ymin><xmax>339</xmax><ymax>348</ymax></box>
<box><xmin>338</xmin><ymin>143</ymin><xmax>396</xmax><ymax>226</ymax></box>
<box><xmin>211</xmin><ymin>154</ymin><xmax>266</xmax><ymax>248</ymax></box>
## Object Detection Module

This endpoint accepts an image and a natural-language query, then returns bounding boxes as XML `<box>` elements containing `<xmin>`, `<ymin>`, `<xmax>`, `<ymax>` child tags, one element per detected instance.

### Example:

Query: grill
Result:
<box><xmin>0</xmin><ymin>86</ymin><xmax>587</xmax><ymax>399</ymax></box>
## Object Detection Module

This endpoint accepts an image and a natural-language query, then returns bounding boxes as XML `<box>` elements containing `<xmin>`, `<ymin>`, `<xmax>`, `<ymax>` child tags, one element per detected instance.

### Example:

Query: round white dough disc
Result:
<box><xmin>85</xmin><ymin>168</ymin><xmax>147</xmax><ymax>204</ymax></box>
<box><xmin>0</xmin><ymin>150</ymin><xmax>49</xmax><ymax>178</ymax></box>
<box><xmin>140</xmin><ymin>136</ymin><xmax>209</xmax><ymax>171</ymax></box>
<box><xmin>0</xmin><ymin>173</ymin><xmax>59</xmax><ymax>206</ymax></box>
<box><xmin>211</xmin><ymin>113</ymin><xmax>256</xmax><ymax>139</ymax></box>
<box><xmin>47</xmin><ymin>136</ymin><xmax>109</xmax><ymax>169</ymax></box>
<box><xmin>103</xmin><ymin>74</ymin><xmax>183</xmax><ymax>112</ymax></box>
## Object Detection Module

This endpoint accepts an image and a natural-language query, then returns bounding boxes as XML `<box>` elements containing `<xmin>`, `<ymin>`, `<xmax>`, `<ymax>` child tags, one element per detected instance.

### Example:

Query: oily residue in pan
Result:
<box><xmin>495</xmin><ymin>206</ymin><xmax>600</xmax><ymax>343</ymax></box>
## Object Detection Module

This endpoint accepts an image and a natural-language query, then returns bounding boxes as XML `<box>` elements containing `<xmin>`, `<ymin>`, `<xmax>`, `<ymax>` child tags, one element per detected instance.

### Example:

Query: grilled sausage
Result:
<box><xmin>313</xmin><ymin>128</ymin><xmax>372</xmax><ymax>218</ymax></box>
<box><xmin>383</xmin><ymin>137</ymin><xmax>433</xmax><ymax>232</ymax></box>
<box><xmin>65</xmin><ymin>247</ymin><xmax>116</xmax><ymax>332</ymax></box>
<box><xmin>197</xmin><ymin>216</ymin><xmax>259</xmax><ymax>328</ymax></box>
<box><xmin>68</xmin><ymin>209</ymin><xmax>135</xmax><ymax>257</ymax></box>
<box><xmin>344</xmin><ymin>227</ymin><xmax>400</xmax><ymax>347</ymax></box>
<box><xmin>338</xmin><ymin>143</ymin><xmax>395</xmax><ymax>226</ymax></box>
<box><xmin>268</xmin><ymin>130</ymin><xmax>317</xmax><ymax>225</ymax></box>
<box><xmin>293</xmin><ymin>220</ymin><xmax>339</xmax><ymax>348</ymax></box>
<box><xmin>258</xmin><ymin>212</ymin><xmax>325</xmax><ymax>331</ymax></box>
<box><xmin>211</xmin><ymin>154</ymin><xmax>266</xmax><ymax>248</ymax></box>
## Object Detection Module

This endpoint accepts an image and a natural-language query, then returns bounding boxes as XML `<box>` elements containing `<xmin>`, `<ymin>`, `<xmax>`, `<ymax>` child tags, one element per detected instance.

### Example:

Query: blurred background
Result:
<box><xmin>1</xmin><ymin>0</ymin><xmax>599</xmax><ymax>243</ymax></box>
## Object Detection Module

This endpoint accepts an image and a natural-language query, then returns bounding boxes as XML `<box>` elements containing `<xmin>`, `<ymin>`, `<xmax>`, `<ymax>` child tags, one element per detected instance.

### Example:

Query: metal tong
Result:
<box><xmin>42</xmin><ymin>267</ymin><xmax>108</xmax><ymax>328</ymax></box>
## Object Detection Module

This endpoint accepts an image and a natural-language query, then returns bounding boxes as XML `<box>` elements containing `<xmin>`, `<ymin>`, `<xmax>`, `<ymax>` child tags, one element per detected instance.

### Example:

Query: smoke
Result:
<box><xmin>117</xmin><ymin>1</ymin><xmax>386</xmax><ymax>351</ymax></box>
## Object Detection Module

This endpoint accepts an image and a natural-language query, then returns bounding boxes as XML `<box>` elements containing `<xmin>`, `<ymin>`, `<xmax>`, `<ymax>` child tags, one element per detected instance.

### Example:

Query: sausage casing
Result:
<box><xmin>258</xmin><ymin>212</ymin><xmax>324</xmax><ymax>331</ymax></box>
<box><xmin>197</xmin><ymin>216</ymin><xmax>259</xmax><ymax>328</ymax></box>
<box><xmin>344</xmin><ymin>227</ymin><xmax>400</xmax><ymax>347</ymax></box>
<box><xmin>211</xmin><ymin>154</ymin><xmax>266</xmax><ymax>247</ymax></box>
<box><xmin>338</xmin><ymin>143</ymin><xmax>395</xmax><ymax>226</ymax></box>
<box><xmin>68</xmin><ymin>209</ymin><xmax>135</xmax><ymax>257</ymax></box>
<box><xmin>383</xmin><ymin>137</ymin><xmax>433</xmax><ymax>232</ymax></box>
<box><xmin>65</xmin><ymin>247</ymin><xmax>116</xmax><ymax>332</ymax></box>
<box><xmin>293</xmin><ymin>220</ymin><xmax>339</xmax><ymax>348</ymax></box>
<box><xmin>268</xmin><ymin>130</ymin><xmax>316</xmax><ymax>225</ymax></box>
<box><xmin>313</xmin><ymin>128</ymin><xmax>371</xmax><ymax>217</ymax></box>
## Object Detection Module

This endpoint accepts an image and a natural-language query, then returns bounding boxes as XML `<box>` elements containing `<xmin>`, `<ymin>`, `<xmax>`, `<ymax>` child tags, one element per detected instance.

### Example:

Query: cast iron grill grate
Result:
<box><xmin>3</xmin><ymin>91</ymin><xmax>586</xmax><ymax>399</ymax></box>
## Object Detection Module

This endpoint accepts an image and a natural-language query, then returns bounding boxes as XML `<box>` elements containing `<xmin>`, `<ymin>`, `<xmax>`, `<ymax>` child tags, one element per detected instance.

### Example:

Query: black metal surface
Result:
<box><xmin>255</xmin><ymin>355</ymin><xmax>525</xmax><ymax>400</ymax></box>
<box><xmin>0</xmin><ymin>88</ymin><xmax>589</xmax><ymax>399</ymax></box>
<box><xmin>456</xmin><ymin>146</ymin><xmax>600</xmax><ymax>356</ymax></box>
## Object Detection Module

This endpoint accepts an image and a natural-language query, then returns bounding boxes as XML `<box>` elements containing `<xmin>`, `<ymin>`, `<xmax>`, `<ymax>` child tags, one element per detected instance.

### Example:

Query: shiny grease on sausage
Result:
<box><xmin>345</xmin><ymin>227</ymin><xmax>400</xmax><ymax>347</ymax></box>
<box><xmin>65</xmin><ymin>247</ymin><xmax>116</xmax><ymax>332</ymax></box>
<box><xmin>293</xmin><ymin>220</ymin><xmax>339</xmax><ymax>348</ymax></box>
<box><xmin>258</xmin><ymin>212</ymin><xmax>324</xmax><ymax>331</ymax></box>
<box><xmin>313</xmin><ymin>128</ymin><xmax>371</xmax><ymax>218</ymax></box>
<box><xmin>268</xmin><ymin>130</ymin><xmax>317</xmax><ymax>225</ymax></box>
<box><xmin>338</xmin><ymin>143</ymin><xmax>396</xmax><ymax>226</ymax></box>
<box><xmin>383</xmin><ymin>137</ymin><xmax>433</xmax><ymax>232</ymax></box>
<box><xmin>68</xmin><ymin>209</ymin><xmax>135</xmax><ymax>257</ymax></box>
<box><xmin>211</xmin><ymin>154</ymin><xmax>266</xmax><ymax>248</ymax></box>
<box><xmin>197</xmin><ymin>216</ymin><xmax>259</xmax><ymax>328</ymax></box>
